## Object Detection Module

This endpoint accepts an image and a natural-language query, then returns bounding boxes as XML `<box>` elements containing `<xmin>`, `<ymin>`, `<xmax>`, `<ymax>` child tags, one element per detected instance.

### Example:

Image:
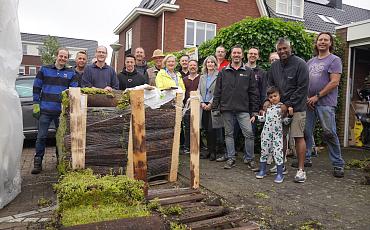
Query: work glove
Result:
<box><xmin>32</xmin><ymin>104</ymin><xmax>40</xmax><ymax>119</ymax></box>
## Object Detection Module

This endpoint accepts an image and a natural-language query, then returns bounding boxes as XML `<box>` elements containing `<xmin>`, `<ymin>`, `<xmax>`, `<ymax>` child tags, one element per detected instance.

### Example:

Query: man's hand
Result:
<box><xmin>307</xmin><ymin>96</ymin><xmax>319</xmax><ymax>110</ymax></box>
<box><xmin>205</xmin><ymin>103</ymin><xmax>212</xmax><ymax>111</ymax></box>
<box><xmin>259</xmin><ymin>109</ymin><xmax>265</xmax><ymax>116</ymax></box>
<box><xmin>32</xmin><ymin>104</ymin><xmax>40</xmax><ymax>119</ymax></box>
<box><xmin>250</xmin><ymin>116</ymin><xmax>256</xmax><ymax>123</ymax></box>
<box><xmin>280</xmin><ymin>104</ymin><xmax>288</xmax><ymax>115</ymax></box>
<box><xmin>104</xmin><ymin>86</ymin><xmax>113</xmax><ymax>91</ymax></box>
<box><xmin>288</xmin><ymin>107</ymin><xmax>294</xmax><ymax>116</ymax></box>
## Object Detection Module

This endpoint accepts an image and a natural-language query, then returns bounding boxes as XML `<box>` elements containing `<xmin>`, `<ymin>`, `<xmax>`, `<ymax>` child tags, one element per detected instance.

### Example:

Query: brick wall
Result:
<box><xmin>164</xmin><ymin>0</ymin><xmax>261</xmax><ymax>52</ymax></box>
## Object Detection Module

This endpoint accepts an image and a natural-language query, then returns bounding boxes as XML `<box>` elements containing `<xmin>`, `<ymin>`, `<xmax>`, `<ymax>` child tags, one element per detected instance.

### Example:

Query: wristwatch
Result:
<box><xmin>316</xmin><ymin>92</ymin><xmax>321</xmax><ymax>98</ymax></box>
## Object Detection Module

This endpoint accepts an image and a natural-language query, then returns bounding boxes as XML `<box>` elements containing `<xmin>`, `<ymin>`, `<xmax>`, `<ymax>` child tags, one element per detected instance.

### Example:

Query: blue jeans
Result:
<box><xmin>304</xmin><ymin>106</ymin><xmax>344</xmax><ymax>168</ymax></box>
<box><xmin>222</xmin><ymin>112</ymin><xmax>254</xmax><ymax>161</ymax></box>
<box><xmin>35</xmin><ymin>113</ymin><xmax>59</xmax><ymax>159</ymax></box>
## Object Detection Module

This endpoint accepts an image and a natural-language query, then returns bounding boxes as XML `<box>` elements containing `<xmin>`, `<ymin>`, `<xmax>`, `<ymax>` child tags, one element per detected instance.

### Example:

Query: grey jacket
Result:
<box><xmin>267</xmin><ymin>55</ymin><xmax>309</xmax><ymax>112</ymax></box>
<box><xmin>198</xmin><ymin>70</ymin><xmax>223</xmax><ymax>128</ymax></box>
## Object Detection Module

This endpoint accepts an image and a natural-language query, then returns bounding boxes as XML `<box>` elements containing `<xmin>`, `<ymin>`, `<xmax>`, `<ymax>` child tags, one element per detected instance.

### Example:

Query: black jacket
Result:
<box><xmin>212</xmin><ymin>65</ymin><xmax>259</xmax><ymax>113</ymax></box>
<box><xmin>250</xmin><ymin>65</ymin><xmax>267</xmax><ymax>109</ymax></box>
<box><xmin>117</xmin><ymin>69</ymin><xmax>147</xmax><ymax>90</ymax></box>
<box><xmin>267</xmin><ymin>55</ymin><xmax>309</xmax><ymax>112</ymax></box>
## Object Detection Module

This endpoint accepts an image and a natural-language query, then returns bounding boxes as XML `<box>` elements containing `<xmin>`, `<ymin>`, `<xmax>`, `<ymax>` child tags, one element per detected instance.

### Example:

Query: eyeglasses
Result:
<box><xmin>96</xmin><ymin>51</ymin><xmax>107</xmax><ymax>54</ymax></box>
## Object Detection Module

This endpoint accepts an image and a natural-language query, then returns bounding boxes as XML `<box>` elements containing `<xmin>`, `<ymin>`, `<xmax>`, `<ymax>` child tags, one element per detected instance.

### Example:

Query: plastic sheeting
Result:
<box><xmin>0</xmin><ymin>0</ymin><xmax>24</xmax><ymax>209</ymax></box>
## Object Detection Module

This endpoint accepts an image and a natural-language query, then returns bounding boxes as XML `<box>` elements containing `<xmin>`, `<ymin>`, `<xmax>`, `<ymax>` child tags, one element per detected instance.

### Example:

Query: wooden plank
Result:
<box><xmin>147</xmin><ymin>188</ymin><xmax>200</xmax><ymax>200</ymax></box>
<box><xmin>158</xmin><ymin>194</ymin><xmax>205</xmax><ymax>206</ymax></box>
<box><xmin>130</xmin><ymin>90</ymin><xmax>148</xmax><ymax>195</ymax></box>
<box><xmin>126</xmin><ymin>120</ymin><xmax>134</xmax><ymax>178</ymax></box>
<box><xmin>69</xmin><ymin>87</ymin><xmax>86</xmax><ymax>170</ymax></box>
<box><xmin>225</xmin><ymin>222</ymin><xmax>260</xmax><ymax>230</ymax></box>
<box><xmin>169</xmin><ymin>92</ymin><xmax>183</xmax><ymax>182</ymax></box>
<box><xmin>190</xmin><ymin>91</ymin><xmax>200</xmax><ymax>189</ymax></box>
<box><xmin>174</xmin><ymin>206</ymin><xmax>225</xmax><ymax>224</ymax></box>
<box><xmin>186</xmin><ymin>213</ymin><xmax>244</xmax><ymax>230</ymax></box>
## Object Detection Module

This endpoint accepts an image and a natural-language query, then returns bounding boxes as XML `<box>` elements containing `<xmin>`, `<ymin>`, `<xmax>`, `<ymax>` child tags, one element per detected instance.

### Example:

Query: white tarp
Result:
<box><xmin>0</xmin><ymin>0</ymin><xmax>23</xmax><ymax>209</ymax></box>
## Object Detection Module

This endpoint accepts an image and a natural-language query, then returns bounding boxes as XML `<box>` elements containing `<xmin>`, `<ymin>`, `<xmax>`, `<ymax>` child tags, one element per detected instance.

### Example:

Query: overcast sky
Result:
<box><xmin>18</xmin><ymin>0</ymin><xmax>370</xmax><ymax>62</ymax></box>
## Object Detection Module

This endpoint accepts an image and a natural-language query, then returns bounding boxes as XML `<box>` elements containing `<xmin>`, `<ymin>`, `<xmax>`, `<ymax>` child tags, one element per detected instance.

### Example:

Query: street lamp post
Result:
<box><xmin>110</xmin><ymin>43</ymin><xmax>123</xmax><ymax>72</ymax></box>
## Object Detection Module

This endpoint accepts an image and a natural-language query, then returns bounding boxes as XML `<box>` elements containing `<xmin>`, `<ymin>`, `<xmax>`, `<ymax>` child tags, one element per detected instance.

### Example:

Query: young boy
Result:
<box><xmin>251</xmin><ymin>87</ymin><xmax>293</xmax><ymax>183</ymax></box>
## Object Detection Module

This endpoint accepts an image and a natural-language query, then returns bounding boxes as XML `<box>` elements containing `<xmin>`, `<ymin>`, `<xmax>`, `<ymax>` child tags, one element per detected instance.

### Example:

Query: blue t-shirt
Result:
<box><xmin>307</xmin><ymin>54</ymin><xmax>342</xmax><ymax>107</ymax></box>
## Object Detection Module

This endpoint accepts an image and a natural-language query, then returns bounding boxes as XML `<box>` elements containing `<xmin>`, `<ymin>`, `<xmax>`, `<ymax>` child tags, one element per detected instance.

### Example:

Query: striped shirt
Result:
<box><xmin>33</xmin><ymin>64</ymin><xmax>78</xmax><ymax>114</ymax></box>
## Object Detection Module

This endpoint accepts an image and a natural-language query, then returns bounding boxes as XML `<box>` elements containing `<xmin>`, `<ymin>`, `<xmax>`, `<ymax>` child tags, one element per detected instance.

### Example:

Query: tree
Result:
<box><xmin>198</xmin><ymin>17</ymin><xmax>315</xmax><ymax>69</ymax></box>
<box><xmin>40</xmin><ymin>35</ymin><xmax>60</xmax><ymax>65</ymax></box>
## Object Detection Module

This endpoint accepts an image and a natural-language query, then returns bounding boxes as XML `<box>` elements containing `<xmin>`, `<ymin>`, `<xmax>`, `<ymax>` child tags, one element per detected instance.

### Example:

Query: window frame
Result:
<box><xmin>276</xmin><ymin>0</ymin><xmax>303</xmax><ymax>18</ymax></box>
<box><xmin>125</xmin><ymin>28</ymin><xmax>133</xmax><ymax>51</ymax></box>
<box><xmin>184</xmin><ymin>19</ymin><xmax>216</xmax><ymax>48</ymax></box>
<box><xmin>29</xmin><ymin>66</ymin><xmax>37</xmax><ymax>76</ymax></box>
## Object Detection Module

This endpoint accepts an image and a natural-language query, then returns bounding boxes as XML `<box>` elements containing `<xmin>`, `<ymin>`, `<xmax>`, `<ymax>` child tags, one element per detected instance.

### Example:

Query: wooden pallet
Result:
<box><xmin>148</xmin><ymin>188</ymin><xmax>259</xmax><ymax>230</ymax></box>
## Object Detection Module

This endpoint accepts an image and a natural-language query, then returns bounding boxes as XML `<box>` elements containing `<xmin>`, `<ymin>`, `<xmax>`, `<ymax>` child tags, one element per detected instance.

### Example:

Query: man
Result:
<box><xmin>31</xmin><ymin>48</ymin><xmax>78</xmax><ymax>174</ymax></box>
<box><xmin>268</xmin><ymin>38</ymin><xmax>309</xmax><ymax>183</ymax></box>
<box><xmin>134</xmin><ymin>47</ymin><xmax>148</xmax><ymax>77</ymax></box>
<box><xmin>178</xmin><ymin>55</ymin><xmax>190</xmax><ymax>78</ymax></box>
<box><xmin>269</xmin><ymin>52</ymin><xmax>279</xmax><ymax>64</ymax></box>
<box><xmin>215</xmin><ymin>46</ymin><xmax>229</xmax><ymax>71</ymax></box>
<box><xmin>74</xmin><ymin>50</ymin><xmax>87</xmax><ymax>86</ymax></box>
<box><xmin>305</xmin><ymin>32</ymin><xmax>345</xmax><ymax>178</ymax></box>
<box><xmin>117</xmin><ymin>54</ymin><xmax>147</xmax><ymax>90</ymax></box>
<box><xmin>82</xmin><ymin>46</ymin><xmax>119</xmax><ymax>90</ymax></box>
<box><xmin>146</xmin><ymin>49</ymin><xmax>165</xmax><ymax>86</ymax></box>
<box><xmin>212</xmin><ymin>44</ymin><xmax>259</xmax><ymax>169</ymax></box>
<box><xmin>182</xmin><ymin>60</ymin><xmax>200</xmax><ymax>154</ymax></box>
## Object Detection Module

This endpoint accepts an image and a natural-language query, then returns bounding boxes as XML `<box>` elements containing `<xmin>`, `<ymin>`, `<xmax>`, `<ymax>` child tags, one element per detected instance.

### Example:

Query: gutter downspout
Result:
<box><xmin>161</xmin><ymin>12</ymin><xmax>165</xmax><ymax>51</ymax></box>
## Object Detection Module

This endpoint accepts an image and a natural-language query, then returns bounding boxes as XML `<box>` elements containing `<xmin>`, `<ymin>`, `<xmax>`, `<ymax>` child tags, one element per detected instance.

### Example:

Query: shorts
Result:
<box><xmin>289</xmin><ymin>111</ymin><xmax>306</xmax><ymax>138</ymax></box>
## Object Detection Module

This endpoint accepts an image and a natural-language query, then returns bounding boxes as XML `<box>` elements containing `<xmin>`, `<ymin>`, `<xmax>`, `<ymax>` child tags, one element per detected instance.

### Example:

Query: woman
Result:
<box><xmin>155</xmin><ymin>54</ymin><xmax>185</xmax><ymax>91</ymax></box>
<box><xmin>198</xmin><ymin>56</ymin><xmax>224</xmax><ymax>161</ymax></box>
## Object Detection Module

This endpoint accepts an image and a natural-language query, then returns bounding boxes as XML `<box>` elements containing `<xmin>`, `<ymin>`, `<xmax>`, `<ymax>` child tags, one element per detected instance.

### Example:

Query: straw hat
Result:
<box><xmin>151</xmin><ymin>49</ymin><xmax>165</xmax><ymax>59</ymax></box>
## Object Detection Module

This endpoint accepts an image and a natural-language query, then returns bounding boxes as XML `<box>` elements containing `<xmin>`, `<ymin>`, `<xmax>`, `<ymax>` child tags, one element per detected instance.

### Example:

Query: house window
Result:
<box><xmin>317</xmin><ymin>14</ymin><xmax>341</xmax><ymax>25</ymax></box>
<box><xmin>19</xmin><ymin>65</ymin><xmax>25</xmax><ymax>75</ymax></box>
<box><xmin>277</xmin><ymin>0</ymin><xmax>303</xmax><ymax>18</ymax></box>
<box><xmin>125</xmin><ymin>28</ymin><xmax>132</xmax><ymax>51</ymax></box>
<box><xmin>185</xmin><ymin>20</ymin><xmax>216</xmax><ymax>48</ymax></box>
<box><xmin>29</xmin><ymin>66</ymin><xmax>37</xmax><ymax>75</ymax></box>
<box><xmin>216</xmin><ymin>0</ymin><xmax>228</xmax><ymax>2</ymax></box>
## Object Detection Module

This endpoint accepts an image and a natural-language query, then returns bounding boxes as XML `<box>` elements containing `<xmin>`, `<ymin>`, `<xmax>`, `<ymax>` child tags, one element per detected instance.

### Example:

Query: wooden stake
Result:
<box><xmin>190</xmin><ymin>91</ymin><xmax>200</xmax><ymax>189</ymax></box>
<box><xmin>69</xmin><ymin>87</ymin><xmax>87</xmax><ymax>170</ymax></box>
<box><xmin>126</xmin><ymin>120</ymin><xmax>134</xmax><ymax>178</ymax></box>
<box><xmin>130</xmin><ymin>90</ymin><xmax>148</xmax><ymax>195</ymax></box>
<box><xmin>169</xmin><ymin>93</ymin><xmax>183</xmax><ymax>182</ymax></box>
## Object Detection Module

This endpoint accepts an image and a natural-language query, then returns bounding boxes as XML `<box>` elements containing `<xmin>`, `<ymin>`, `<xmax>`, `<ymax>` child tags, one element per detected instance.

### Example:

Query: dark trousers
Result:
<box><xmin>35</xmin><ymin>113</ymin><xmax>59</xmax><ymax>159</ymax></box>
<box><xmin>202</xmin><ymin>109</ymin><xmax>224</xmax><ymax>156</ymax></box>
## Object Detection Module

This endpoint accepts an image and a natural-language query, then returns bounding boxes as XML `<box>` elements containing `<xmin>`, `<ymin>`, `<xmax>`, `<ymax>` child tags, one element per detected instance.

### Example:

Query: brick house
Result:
<box><xmin>113</xmin><ymin>0</ymin><xmax>265</xmax><ymax>72</ymax></box>
<box><xmin>20</xmin><ymin>33</ymin><xmax>98</xmax><ymax>76</ymax></box>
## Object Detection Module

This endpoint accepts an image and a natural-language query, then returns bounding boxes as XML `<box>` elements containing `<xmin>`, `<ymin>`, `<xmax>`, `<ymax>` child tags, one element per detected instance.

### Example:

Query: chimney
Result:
<box><xmin>329</xmin><ymin>0</ymin><xmax>342</xmax><ymax>9</ymax></box>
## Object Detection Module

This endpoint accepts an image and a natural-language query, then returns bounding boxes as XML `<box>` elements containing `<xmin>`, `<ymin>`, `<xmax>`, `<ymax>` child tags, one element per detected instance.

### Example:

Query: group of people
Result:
<box><xmin>31</xmin><ymin>32</ymin><xmax>345</xmax><ymax>185</ymax></box>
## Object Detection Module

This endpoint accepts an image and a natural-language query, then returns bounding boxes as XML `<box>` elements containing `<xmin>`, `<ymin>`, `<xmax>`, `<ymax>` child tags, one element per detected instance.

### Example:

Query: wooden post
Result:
<box><xmin>190</xmin><ymin>91</ymin><xmax>200</xmax><ymax>189</ymax></box>
<box><xmin>169</xmin><ymin>93</ymin><xmax>183</xmax><ymax>182</ymax></box>
<box><xmin>126</xmin><ymin>120</ymin><xmax>134</xmax><ymax>178</ymax></box>
<box><xmin>69</xmin><ymin>87</ymin><xmax>87</xmax><ymax>170</ymax></box>
<box><xmin>130</xmin><ymin>90</ymin><xmax>148</xmax><ymax>195</ymax></box>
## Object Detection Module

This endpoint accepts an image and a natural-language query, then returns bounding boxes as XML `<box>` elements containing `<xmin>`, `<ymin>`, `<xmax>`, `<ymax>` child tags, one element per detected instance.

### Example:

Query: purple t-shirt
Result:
<box><xmin>307</xmin><ymin>54</ymin><xmax>342</xmax><ymax>107</ymax></box>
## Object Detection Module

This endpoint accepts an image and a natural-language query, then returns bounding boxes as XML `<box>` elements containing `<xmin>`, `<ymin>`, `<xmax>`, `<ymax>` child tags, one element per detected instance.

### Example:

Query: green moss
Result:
<box><xmin>38</xmin><ymin>197</ymin><xmax>52</xmax><ymax>207</ymax></box>
<box><xmin>254</xmin><ymin>192</ymin><xmax>269</xmax><ymax>199</ymax></box>
<box><xmin>147</xmin><ymin>198</ymin><xmax>161</xmax><ymax>211</ymax></box>
<box><xmin>80</xmin><ymin>87</ymin><xmax>114</xmax><ymax>96</ymax></box>
<box><xmin>56</xmin><ymin>90</ymin><xmax>70</xmax><ymax>175</ymax></box>
<box><xmin>61</xmin><ymin>203</ymin><xmax>149</xmax><ymax>227</ymax></box>
<box><xmin>54</xmin><ymin>169</ymin><xmax>145</xmax><ymax>211</ymax></box>
<box><xmin>159</xmin><ymin>205</ymin><xmax>183</xmax><ymax>216</ymax></box>
<box><xmin>116</xmin><ymin>91</ymin><xmax>130</xmax><ymax>110</ymax></box>
<box><xmin>299</xmin><ymin>220</ymin><xmax>323</xmax><ymax>230</ymax></box>
<box><xmin>345</xmin><ymin>158</ymin><xmax>370</xmax><ymax>169</ymax></box>
<box><xmin>170</xmin><ymin>222</ymin><xmax>188</xmax><ymax>230</ymax></box>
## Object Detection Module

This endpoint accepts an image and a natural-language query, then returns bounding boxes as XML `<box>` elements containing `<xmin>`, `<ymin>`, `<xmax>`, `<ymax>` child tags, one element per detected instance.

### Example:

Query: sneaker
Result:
<box><xmin>216</xmin><ymin>156</ymin><xmax>227</xmax><ymax>162</ymax></box>
<box><xmin>333</xmin><ymin>167</ymin><xmax>344</xmax><ymax>178</ymax></box>
<box><xmin>182</xmin><ymin>148</ymin><xmax>190</xmax><ymax>155</ymax></box>
<box><xmin>244</xmin><ymin>159</ymin><xmax>256</xmax><ymax>170</ymax></box>
<box><xmin>224</xmin><ymin>159</ymin><xmax>236</xmax><ymax>169</ymax></box>
<box><xmin>294</xmin><ymin>169</ymin><xmax>306</xmax><ymax>183</ymax></box>
<box><xmin>270</xmin><ymin>165</ymin><xmax>288</xmax><ymax>175</ymax></box>
<box><xmin>291</xmin><ymin>159</ymin><xmax>312</xmax><ymax>168</ymax></box>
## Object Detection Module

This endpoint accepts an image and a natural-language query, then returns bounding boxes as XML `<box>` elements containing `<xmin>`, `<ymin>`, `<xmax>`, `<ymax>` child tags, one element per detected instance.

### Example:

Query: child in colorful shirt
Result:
<box><xmin>252</xmin><ymin>87</ymin><xmax>292</xmax><ymax>183</ymax></box>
